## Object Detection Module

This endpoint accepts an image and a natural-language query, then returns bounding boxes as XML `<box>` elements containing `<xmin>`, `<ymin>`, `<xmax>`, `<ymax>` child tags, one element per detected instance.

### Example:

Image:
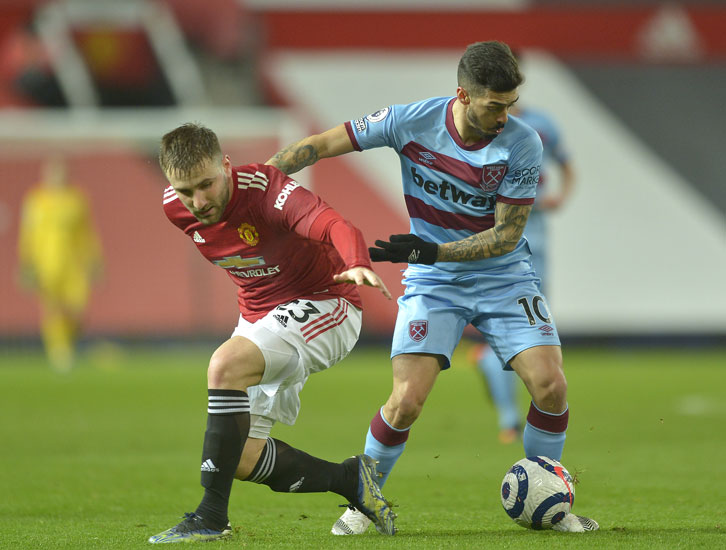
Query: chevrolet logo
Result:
<box><xmin>212</xmin><ymin>255</ymin><xmax>265</xmax><ymax>269</ymax></box>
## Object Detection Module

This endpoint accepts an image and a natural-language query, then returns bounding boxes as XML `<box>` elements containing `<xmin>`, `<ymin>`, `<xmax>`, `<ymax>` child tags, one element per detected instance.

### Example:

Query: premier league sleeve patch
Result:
<box><xmin>366</xmin><ymin>107</ymin><xmax>390</xmax><ymax>123</ymax></box>
<box><xmin>409</xmin><ymin>320</ymin><xmax>428</xmax><ymax>342</ymax></box>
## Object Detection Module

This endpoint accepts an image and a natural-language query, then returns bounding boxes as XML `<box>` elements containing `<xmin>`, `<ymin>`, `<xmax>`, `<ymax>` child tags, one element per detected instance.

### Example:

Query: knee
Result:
<box><xmin>532</xmin><ymin>365</ymin><xmax>567</xmax><ymax>413</ymax></box>
<box><xmin>541</xmin><ymin>371</ymin><xmax>567</xmax><ymax>405</ymax></box>
<box><xmin>386</xmin><ymin>392</ymin><xmax>426</xmax><ymax>429</ymax></box>
<box><xmin>207</xmin><ymin>348</ymin><xmax>256</xmax><ymax>390</ymax></box>
<box><xmin>207</xmin><ymin>351</ymin><xmax>234</xmax><ymax>388</ymax></box>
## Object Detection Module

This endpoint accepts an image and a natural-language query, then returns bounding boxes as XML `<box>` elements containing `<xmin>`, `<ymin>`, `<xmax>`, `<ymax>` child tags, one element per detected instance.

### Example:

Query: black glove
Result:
<box><xmin>368</xmin><ymin>234</ymin><xmax>438</xmax><ymax>264</ymax></box>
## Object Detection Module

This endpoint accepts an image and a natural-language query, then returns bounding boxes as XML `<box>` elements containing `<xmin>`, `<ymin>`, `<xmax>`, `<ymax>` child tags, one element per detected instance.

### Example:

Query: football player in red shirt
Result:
<box><xmin>149</xmin><ymin>123</ymin><xmax>395</xmax><ymax>543</ymax></box>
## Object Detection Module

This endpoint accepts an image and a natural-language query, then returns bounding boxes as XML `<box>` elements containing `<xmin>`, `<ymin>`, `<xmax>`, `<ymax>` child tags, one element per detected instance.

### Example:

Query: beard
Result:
<box><xmin>467</xmin><ymin>110</ymin><xmax>505</xmax><ymax>139</ymax></box>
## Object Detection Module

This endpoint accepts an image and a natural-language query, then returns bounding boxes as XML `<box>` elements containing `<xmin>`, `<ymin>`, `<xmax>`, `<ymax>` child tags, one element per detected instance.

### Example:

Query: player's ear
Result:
<box><xmin>222</xmin><ymin>154</ymin><xmax>232</xmax><ymax>175</ymax></box>
<box><xmin>456</xmin><ymin>87</ymin><xmax>470</xmax><ymax>104</ymax></box>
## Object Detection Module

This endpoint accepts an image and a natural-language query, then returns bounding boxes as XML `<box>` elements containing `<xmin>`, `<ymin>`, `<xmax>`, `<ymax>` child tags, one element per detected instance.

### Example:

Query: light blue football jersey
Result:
<box><xmin>345</xmin><ymin>96</ymin><xmax>543</xmax><ymax>276</ymax></box>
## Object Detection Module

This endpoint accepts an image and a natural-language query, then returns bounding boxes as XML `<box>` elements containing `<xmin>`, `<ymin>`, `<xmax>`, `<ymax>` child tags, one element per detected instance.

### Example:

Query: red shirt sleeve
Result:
<box><xmin>307</xmin><ymin>208</ymin><xmax>372</xmax><ymax>270</ymax></box>
<box><xmin>251</xmin><ymin>164</ymin><xmax>371</xmax><ymax>270</ymax></box>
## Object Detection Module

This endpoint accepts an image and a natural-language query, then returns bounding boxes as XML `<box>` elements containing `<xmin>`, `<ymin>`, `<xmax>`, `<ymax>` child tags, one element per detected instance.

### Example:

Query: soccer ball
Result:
<box><xmin>500</xmin><ymin>456</ymin><xmax>575</xmax><ymax>529</ymax></box>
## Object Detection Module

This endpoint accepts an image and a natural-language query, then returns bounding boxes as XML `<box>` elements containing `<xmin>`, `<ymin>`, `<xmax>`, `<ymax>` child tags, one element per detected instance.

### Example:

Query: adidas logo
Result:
<box><xmin>201</xmin><ymin>459</ymin><xmax>219</xmax><ymax>472</ymax></box>
<box><xmin>193</xmin><ymin>231</ymin><xmax>205</xmax><ymax>243</ymax></box>
<box><xmin>289</xmin><ymin>477</ymin><xmax>305</xmax><ymax>492</ymax></box>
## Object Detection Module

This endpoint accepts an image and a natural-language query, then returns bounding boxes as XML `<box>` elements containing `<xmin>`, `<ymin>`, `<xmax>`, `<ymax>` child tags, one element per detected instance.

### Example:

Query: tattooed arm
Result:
<box><xmin>265</xmin><ymin>124</ymin><xmax>355</xmax><ymax>175</ymax></box>
<box><xmin>437</xmin><ymin>201</ymin><xmax>532</xmax><ymax>262</ymax></box>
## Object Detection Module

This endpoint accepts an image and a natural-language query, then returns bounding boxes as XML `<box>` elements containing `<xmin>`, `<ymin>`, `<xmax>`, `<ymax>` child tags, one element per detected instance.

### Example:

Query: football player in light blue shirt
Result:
<box><xmin>476</xmin><ymin>103</ymin><xmax>576</xmax><ymax>444</ymax></box>
<box><xmin>266</xmin><ymin>41</ymin><xmax>597</xmax><ymax>535</ymax></box>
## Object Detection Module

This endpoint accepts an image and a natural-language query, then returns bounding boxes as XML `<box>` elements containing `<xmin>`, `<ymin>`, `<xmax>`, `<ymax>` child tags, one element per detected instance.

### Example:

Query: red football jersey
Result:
<box><xmin>163</xmin><ymin>163</ymin><xmax>369</xmax><ymax>321</ymax></box>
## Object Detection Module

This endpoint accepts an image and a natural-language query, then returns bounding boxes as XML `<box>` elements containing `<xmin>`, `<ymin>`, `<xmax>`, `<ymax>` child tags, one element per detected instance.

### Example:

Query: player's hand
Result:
<box><xmin>368</xmin><ymin>234</ymin><xmax>438</xmax><ymax>265</ymax></box>
<box><xmin>333</xmin><ymin>266</ymin><xmax>392</xmax><ymax>300</ymax></box>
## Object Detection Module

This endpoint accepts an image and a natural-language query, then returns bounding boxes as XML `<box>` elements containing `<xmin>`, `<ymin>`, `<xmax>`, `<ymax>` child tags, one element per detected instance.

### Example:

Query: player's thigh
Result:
<box><xmin>510</xmin><ymin>345</ymin><xmax>566</xmax><ymax>412</ymax></box>
<box><xmin>510</xmin><ymin>345</ymin><xmax>564</xmax><ymax>392</ymax></box>
<box><xmin>61</xmin><ymin>271</ymin><xmax>91</xmax><ymax>314</ymax></box>
<box><xmin>235</xmin><ymin>298</ymin><xmax>362</xmax><ymax>427</ymax></box>
<box><xmin>39</xmin><ymin>268</ymin><xmax>89</xmax><ymax>314</ymax></box>
<box><xmin>473</xmin><ymin>277</ymin><xmax>560</xmax><ymax>370</ymax></box>
<box><xmin>240</xmin><ymin>297</ymin><xmax>362</xmax><ymax>385</ymax></box>
<box><xmin>208</xmin><ymin>335</ymin><xmax>266</xmax><ymax>389</ymax></box>
<box><xmin>391</xmin><ymin>289</ymin><xmax>469</xmax><ymax>370</ymax></box>
<box><xmin>231</xmin><ymin>319</ymin><xmax>299</xmax><ymax>395</ymax></box>
<box><xmin>388</xmin><ymin>353</ymin><xmax>443</xmax><ymax>413</ymax></box>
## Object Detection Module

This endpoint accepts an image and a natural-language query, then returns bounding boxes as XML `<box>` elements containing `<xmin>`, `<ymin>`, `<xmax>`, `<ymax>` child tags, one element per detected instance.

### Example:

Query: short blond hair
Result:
<box><xmin>159</xmin><ymin>123</ymin><xmax>222</xmax><ymax>179</ymax></box>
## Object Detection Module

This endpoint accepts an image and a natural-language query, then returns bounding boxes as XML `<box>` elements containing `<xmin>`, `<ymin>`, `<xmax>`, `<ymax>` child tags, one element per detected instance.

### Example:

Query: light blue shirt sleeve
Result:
<box><xmin>348</xmin><ymin>106</ymin><xmax>401</xmax><ymax>151</ymax></box>
<box><xmin>497</xmin><ymin>128</ymin><xmax>543</xmax><ymax>202</ymax></box>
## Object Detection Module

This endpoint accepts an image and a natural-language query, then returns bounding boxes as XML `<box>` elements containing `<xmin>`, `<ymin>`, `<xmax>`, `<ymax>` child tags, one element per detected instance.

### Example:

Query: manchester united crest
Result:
<box><xmin>238</xmin><ymin>222</ymin><xmax>259</xmax><ymax>246</ymax></box>
<box><xmin>481</xmin><ymin>164</ymin><xmax>508</xmax><ymax>192</ymax></box>
<box><xmin>409</xmin><ymin>320</ymin><xmax>428</xmax><ymax>342</ymax></box>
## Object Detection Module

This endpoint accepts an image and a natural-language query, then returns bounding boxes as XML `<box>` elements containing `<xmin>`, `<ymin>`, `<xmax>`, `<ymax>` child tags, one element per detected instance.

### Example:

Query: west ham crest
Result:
<box><xmin>409</xmin><ymin>320</ymin><xmax>428</xmax><ymax>342</ymax></box>
<box><xmin>481</xmin><ymin>164</ymin><xmax>508</xmax><ymax>192</ymax></box>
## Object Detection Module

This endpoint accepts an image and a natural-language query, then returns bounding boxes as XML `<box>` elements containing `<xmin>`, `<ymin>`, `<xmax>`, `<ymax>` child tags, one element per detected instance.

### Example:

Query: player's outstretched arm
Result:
<box><xmin>333</xmin><ymin>267</ymin><xmax>392</xmax><ymax>300</ymax></box>
<box><xmin>265</xmin><ymin>124</ymin><xmax>354</xmax><ymax>175</ymax></box>
<box><xmin>369</xmin><ymin>202</ymin><xmax>532</xmax><ymax>265</ymax></box>
<box><xmin>438</xmin><ymin>201</ymin><xmax>531</xmax><ymax>262</ymax></box>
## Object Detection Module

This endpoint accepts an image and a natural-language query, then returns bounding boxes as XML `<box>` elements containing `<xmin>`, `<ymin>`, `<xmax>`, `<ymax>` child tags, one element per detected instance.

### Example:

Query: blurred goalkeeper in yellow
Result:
<box><xmin>17</xmin><ymin>156</ymin><xmax>102</xmax><ymax>371</ymax></box>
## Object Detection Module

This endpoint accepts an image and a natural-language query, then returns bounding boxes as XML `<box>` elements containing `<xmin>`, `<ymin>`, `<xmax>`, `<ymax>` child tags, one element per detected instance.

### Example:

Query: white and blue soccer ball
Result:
<box><xmin>500</xmin><ymin>456</ymin><xmax>575</xmax><ymax>530</ymax></box>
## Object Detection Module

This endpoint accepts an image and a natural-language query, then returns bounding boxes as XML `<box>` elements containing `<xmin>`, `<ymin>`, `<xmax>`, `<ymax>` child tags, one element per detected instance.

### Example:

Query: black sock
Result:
<box><xmin>245</xmin><ymin>438</ymin><xmax>358</xmax><ymax>502</ymax></box>
<box><xmin>194</xmin><ymin>389</ymin><xmax>249</xmax><ymax>529</ymax></box>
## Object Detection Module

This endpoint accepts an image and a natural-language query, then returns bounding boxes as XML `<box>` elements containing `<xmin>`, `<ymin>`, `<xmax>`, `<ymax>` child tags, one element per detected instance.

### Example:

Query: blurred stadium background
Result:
<box><xmin>1</xmin><ymin>0</ymin><xmax>725</xmax><ymax>352</ymax></box>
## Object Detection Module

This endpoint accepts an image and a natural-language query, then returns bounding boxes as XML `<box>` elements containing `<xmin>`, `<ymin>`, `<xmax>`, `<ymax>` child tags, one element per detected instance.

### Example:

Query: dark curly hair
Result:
<box><xmin>457</xmin><ymin>41</ymin><xmax>524</xmax><ymax>96</ymax></box>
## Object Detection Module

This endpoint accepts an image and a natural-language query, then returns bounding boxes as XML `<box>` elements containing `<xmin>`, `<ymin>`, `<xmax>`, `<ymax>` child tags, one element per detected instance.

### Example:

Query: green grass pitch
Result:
<box><xmin>1</xmin><ymin>343</ymin><xmax>724</xmax><ymax>549</ymax></box>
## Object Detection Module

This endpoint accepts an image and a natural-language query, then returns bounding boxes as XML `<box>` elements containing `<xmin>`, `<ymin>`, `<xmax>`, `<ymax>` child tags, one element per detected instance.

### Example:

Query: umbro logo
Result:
<box><xmin>408</xmin><ymin>249</ymin><xmax>420</xmax><ymax>263</ymax></box>
<box><xmin>193</xmin><ymin>231</ymin><xmax>205</xmax><ymax>243</ymax></box>
<box><xmin>201</xmin><ymin>459</ymin><xmax>219</xmax><ymax>472</ymax></box>
<box><xmin>418</xmin><ymin>151</ymin><xmax>436</xmax><ymax>165</ymax></box>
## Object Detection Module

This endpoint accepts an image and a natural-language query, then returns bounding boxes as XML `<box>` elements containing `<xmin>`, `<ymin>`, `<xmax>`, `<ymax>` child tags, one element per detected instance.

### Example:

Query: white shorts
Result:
<box><xmin>231</xmin><ymin>297</ymin><xmax>361</xmax><ymax>438</ymax></box>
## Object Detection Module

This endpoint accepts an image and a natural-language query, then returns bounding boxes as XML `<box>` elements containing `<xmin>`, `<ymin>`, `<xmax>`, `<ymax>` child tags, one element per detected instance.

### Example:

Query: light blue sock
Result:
<box><xmin>364</xmin><ymin>428</ymin><xmax>406</xmax><ymax>488</ymax></box>
<box><xmin>523</xmin><ymin>424</ymin><xmax>566</xmax><ymax>460</ymax></box>
<box><xmin>522</xmin><ymin>402</ymin><xmax>568</xmax><ymax>461</ymax></box>
<box><xmin>363</xmin><ymin>403</ymin><xmax>412</xmax><ymax>490</ymax></box>
<box><xmin>478</xmin><ymin>347</ymin><xmax>521</xmax><ymax>430</ymax></box>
